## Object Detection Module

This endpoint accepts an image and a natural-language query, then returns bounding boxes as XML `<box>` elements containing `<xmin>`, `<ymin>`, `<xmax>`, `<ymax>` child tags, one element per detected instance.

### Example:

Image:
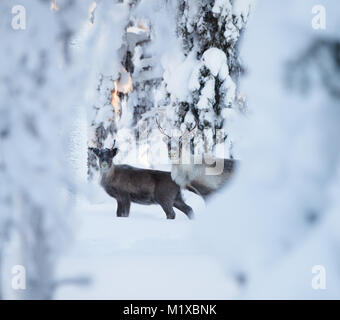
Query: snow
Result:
<box><xmin>127</xmin><ymin>26</ymin><xmax>146</xmax><ymax>35</ymax></box>
<box><xmin>202</xmin><ymin>48</ymin><xmax>228</xmax><ymax>77</ymax></box>
<box><xmin>212</xmin><ymin>0</ymin><xmax>232</xmax><ymax>16</ymax></box>
<box><xmin>233</xmin><ymin>0</ymin><xmax>254</xmax><ymax>19</ymax></box>
<box><xmin>222</xmin><ymin>75</ymin><xmax>236</xmax><ymax>106</ymax></box>
<box><xmin>197</xmin><ymin>79</ymin><xmax>215</xmax><ymax>111</ymax></box>
<box><xmin>2</xmin><ymin>0</ymin><xmax>340</xmax><ymax>300</ymax></box>
<box><xmin>194</xmin><ymin>0</ymin><xmax>340</xmax><ymax>299</ymax></box>
<box><xmin>52</xmin><ymin>194</ymin><xmax>238</xmax><ymax>300</ymax></box>
<box><xmin>162</xmin><ymin>51</ymin><xmax>198</xmax><ymax>102</ymax></box>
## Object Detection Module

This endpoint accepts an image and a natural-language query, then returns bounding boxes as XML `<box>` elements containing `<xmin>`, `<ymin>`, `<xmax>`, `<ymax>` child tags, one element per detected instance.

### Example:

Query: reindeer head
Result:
<box><xmin>156</xmin><ymin>117</ymin><xmax>197</xmax><ymax>162</ymax></box>
<box><xmin>90</xmin><ymin>144</ymin><xmax>118</xmax><ymax>172</ymax></box>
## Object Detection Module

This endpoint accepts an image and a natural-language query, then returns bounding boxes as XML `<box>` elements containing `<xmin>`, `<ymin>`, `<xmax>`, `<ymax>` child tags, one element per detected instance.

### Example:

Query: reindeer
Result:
<box><xmin>156</xmin><ymin>118</ymin><xmax>237</xmax><ymax>199</ymax></box>
<box><xmin>89</xmin><ymin>143</ymin><xmax>194</xmax><ymax>220</ymax></box>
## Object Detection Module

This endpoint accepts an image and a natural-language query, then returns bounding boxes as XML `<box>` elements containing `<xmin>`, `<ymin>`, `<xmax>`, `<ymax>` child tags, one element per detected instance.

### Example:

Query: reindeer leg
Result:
<box><xmin>123</xmin><ymin>195</ymin><xmax>131</xmax><ymax>217</ymax></box>
<box><xmin>174</xmin><ymin>201</ymin><xmax>194</xmax><ymax>220</ymax></box>
<box><xmin>159</xmin><ymin>201</ymin><xmax>176</xmax><ymax>220</ymax></box>
<box><xmin>116</xmin><ymin>192</ymin><xmax>131</xmax><ymax>217</ymax></box>
<box><xmin>174</xmin><ymin>193</ymin><xmax>194</xmax><ymax>219</ymax></box>
<box><xmin>155</xmin><ymin>183</ymin><xmax>178</xmax><ymax>220</ymax></box>
<box><xmin>116</xmin><ymin>201</ymin><xmax>124</xmax><ymax>217</ymax></box>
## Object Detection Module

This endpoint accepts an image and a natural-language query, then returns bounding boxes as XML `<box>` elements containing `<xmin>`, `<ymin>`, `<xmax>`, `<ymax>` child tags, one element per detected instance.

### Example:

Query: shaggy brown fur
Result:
<box><xmin>90</xmin><ymin>147</ymin><xmax>194</xmax><ymax>220</ymax></box>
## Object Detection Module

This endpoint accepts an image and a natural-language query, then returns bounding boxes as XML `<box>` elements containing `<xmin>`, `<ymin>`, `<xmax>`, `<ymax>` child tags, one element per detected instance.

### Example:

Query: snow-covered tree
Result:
<box><xmin>160</xmin><ymin>0</ymin><xmax>252</xmax><ymax>157</ymax></box>
<box><xmin>197</xmin><ymin>0</ymin><xmax>340</xmax><ymax>298</ymax></box>
<box><xmin>86</xmin><ymin>0</ymin><xmax>130</xmax><ymax>179</ymax></box>
<box><xmin>86</xmin><ymin>0</ymin><xmax>252</xmax><ymax>171</ymax></box>
<box><xmin>87</xmin><ymin>0</ymin><xmax>170</xmax><ymax>174</ymax></box>
<box><xmin>0</xmin><ymin>147</ymin><xmax>11</xmax><ymax>299</ymax></box>
<box><xmin>0</xmin><ymin>0</ymin><xmax>89</xmax><ymax>299</ymax></box>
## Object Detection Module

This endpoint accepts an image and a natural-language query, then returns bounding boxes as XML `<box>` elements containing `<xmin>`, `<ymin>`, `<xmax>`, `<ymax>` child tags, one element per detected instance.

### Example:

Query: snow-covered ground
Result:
<box><xmin>54</xmin><ymin>192</ymin><xmax>238</xmax><ymax>299</ymax></box>
<box><xmin>42</xmin><ymin>89</ymin><xmax>240</xmax><ymax>299</ymax></box>
<box><xmin>2</xmin><ymin>0</ymin><xmax>340</xmax><ymax>300</ymax></box>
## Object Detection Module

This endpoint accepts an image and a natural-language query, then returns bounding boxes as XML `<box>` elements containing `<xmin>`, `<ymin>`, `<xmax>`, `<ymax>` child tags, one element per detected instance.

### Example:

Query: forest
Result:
<box><xmin>0</xmin><ymin>0</ymin><xmax>340</xmax><ymax>299</ymax></box>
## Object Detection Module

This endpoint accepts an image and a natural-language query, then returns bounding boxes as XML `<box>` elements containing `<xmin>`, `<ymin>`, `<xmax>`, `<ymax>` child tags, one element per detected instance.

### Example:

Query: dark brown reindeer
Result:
<box><xmin>90</xmin><ymin>143</ymin><xmax>194</xmax><ymax>220</ymax></box>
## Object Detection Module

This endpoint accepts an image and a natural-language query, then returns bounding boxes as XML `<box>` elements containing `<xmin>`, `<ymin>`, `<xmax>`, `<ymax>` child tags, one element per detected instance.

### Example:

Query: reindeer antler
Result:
<box><xmin>181</xmin><ymin>119</ymin><xmax>198</xmax><ymax>139</ymax></box>
<box><xmin>187</xmin><ymin>120</ymin><xmax>197</xmax><ymax>133</ymax></box>
<box><xmin>156</xmin><ymin>116</ymin><xmax>198</xmax><ymax>140</ymax></box>
<box><xmin>156</xmin><ymin>117</ymin><xmax>172</xmax><ymax>138</ymax></box>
